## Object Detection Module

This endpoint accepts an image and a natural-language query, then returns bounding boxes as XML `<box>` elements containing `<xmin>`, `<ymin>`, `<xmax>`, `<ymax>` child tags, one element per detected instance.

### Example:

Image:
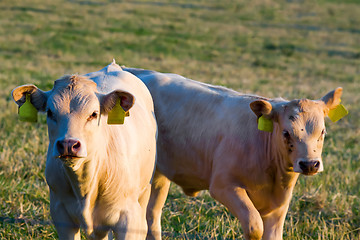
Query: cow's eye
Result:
<box><xmin>283</xmin><ymin>130</ymin><xmax>291</xmax><ymax>140</ymax></box>
<box><xmin>47</xmin><ymin>109</ymin><xmax>56</xmax><ymax>121</ymax></box>
<box><xmin>88</xmin><ymin>111</ymin><xmax>98</xmax><ymax>121</ymax></box>
<box><xmin>321</xmin><ymin>129</ymin><xmax>326</xmax><ymax>135</ymax></box>
<box><xmin>318</xmin><ymin>129</ymin><xmax>326</xmax><ymax>142</ymax></box>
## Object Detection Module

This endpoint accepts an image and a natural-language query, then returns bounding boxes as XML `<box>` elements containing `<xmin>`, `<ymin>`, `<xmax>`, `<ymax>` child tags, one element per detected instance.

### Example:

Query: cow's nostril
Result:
<box><xmin>314</xmin><ymin>161</ymin><xmax>320</xmax><ymax>169</ymax></box>
<box><xmin>299</xmin><ymin>161</ymin><xmax>306</xmax><ymax>170</ymax></box>
<box><xmin>72</xmin><ymin>141</ymin><xmax>81</xmax><ymax>150</ymax></box>
<box><xmin>67</xmin><ymin>139</ymin><xmax>81</xmax><ymax>155</ymax></box>
<box><xmin>56</xmin><ymin>140</ymin><xmax>65</xmax><ymax>154</ymax></box>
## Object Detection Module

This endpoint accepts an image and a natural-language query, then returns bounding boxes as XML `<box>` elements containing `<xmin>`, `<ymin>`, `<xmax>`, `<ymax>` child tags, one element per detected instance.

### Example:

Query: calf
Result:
<box><xmin>124</xmin><ymin>67</ymin><xmax>344</xmax><ymax>240</ymax></box>
<box><xmin>12</xmin><ymin>62</ymin><xmax>157</xmax><ymax>240</ymax></box>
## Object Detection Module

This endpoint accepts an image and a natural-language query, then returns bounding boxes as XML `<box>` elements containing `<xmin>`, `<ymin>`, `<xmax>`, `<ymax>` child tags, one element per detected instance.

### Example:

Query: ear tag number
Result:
<box><xmin>107</xmin><ymin>98</ymin><xmax>128</xmax><ymax>125</ymax></box>
<box><xmin>328</xmin><ymin>101</ymin><xmax>348</xmax><ymax>122</ymax></box>
<box><xmin>258</xmin><ymin>115</ymin><xmax>273</xmax><ymax>132</ymax></box>
<box><xmin>18</xmin><ymin>93</ymin><xmax>38</xmax><ymax>122</ymax></box>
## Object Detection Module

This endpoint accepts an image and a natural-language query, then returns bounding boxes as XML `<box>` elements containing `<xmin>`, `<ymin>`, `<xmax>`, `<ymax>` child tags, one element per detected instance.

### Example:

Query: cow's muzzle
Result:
<box><xmin>295</xmin><ymin>158</ymin><xmax>323</xmax><ymax>175</ymax></box>
<box><xmin>56</xmin><ymin>138</ymin><xmax>87</xmax><ymax>159</ymax></box>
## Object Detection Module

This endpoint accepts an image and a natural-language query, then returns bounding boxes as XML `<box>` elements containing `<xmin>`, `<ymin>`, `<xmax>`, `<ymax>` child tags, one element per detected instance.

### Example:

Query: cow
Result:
<box><xmin>12</xmin><ymin>61</ymin><xmax>157</xmax><ymax>240</ymax></box>
<box><xmin>123</xmin><ymin>67</ymin><xmax>344</xmax><ymax>240</ymax></box>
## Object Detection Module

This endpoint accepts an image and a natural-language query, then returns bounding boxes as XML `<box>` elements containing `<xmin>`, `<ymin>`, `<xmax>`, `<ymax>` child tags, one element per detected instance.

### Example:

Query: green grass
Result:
<box><xmin>0</xmin><ymin>0</ymin><xmax>359</xmax><ymax>239</ymax></box>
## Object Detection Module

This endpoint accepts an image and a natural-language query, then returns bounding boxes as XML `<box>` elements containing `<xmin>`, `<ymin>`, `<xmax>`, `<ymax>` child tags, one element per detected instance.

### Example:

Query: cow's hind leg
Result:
<box><xmin>146</xmin><ymin>169</ymin><xmax>171</xmax><ymax>240</ymax></box>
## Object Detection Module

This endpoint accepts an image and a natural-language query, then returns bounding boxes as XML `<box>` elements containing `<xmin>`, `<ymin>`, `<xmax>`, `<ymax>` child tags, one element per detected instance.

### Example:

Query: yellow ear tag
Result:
<box><xmin>328</xmin><ymin>102</ymin><xmax>348</xmax><ymax>122</ymax></box>
<box><xmin>258</xmin><ymin>115</ymin><xmax>273</xmax><ymax>132</ymax></box>
<box><xmin>18</xmin><ymin>93</ymin><xmax>38</xmax><ymax>122</ymax></box>
<box><xmin>107</xmin><ymin>98</ymin><xmax>126</xmax><ymax>125</ymax></box>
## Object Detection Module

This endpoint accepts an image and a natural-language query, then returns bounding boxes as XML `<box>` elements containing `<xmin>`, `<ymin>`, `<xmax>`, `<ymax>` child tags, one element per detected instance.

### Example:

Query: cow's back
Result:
<box><xmin>85</xmin><ymin>63</ymin><xmax>154</xmax><ymax>111</ymax></box>
<box><xmin>124</xmin><ymin>67</ymin><xmax>265</xmax><ymax>194</ymax></box>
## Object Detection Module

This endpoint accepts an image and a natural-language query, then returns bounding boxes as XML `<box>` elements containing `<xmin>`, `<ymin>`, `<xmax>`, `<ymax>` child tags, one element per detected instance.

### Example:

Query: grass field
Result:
<box><xmin>0</xmin><ymin>0</ymin><xmax>359</xmax><ymax>239</ymax></box>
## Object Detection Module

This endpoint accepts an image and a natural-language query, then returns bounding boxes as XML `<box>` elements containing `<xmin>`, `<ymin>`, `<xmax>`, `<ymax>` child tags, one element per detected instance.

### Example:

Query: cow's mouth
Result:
<box><xmin>301</xmin><ymin>171</ymin><xmax>318</xmax><ymax>176</ymax></box>
<box><xmin>57</xmin><ymin>155</ymin><xmax>83</xmax><ymax>161</ymax></box>
<box><xmin>56</xmin><ymin>155</ymin><xmax>87</xmax><ymax>171</ymax></box>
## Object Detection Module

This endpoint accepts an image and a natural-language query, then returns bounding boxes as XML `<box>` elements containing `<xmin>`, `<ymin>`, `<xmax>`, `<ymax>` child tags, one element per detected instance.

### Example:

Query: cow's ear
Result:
<box><xmin>11</xmin><ymin>84</ymin><xmax>47</xmax><ymax>111</ymax></box>
<box><xmin>321</xmin><ymin>87</ymin><xmax>342</xmax><ymax>110</ymax></box>
<box><xmin>250</xmin><ymin>100</ymin><xmax>273</xmax><ymax>119</ymax></box>
<box><xmin>101</xmin><ymin>90</ymin><xmax>135</xmax><ymax>113</ymax></box>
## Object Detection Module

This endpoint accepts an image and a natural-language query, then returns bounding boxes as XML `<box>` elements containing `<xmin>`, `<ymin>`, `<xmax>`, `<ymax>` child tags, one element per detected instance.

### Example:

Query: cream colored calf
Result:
<box><xmin>124</xmin><ymin>67</ymin><xmax>343</xmax><ymax>240</ymax></box>
<box><xmin>12</xmin><ymin>62</ymin><xmax>157</xmax><ymax>240</ymax></box>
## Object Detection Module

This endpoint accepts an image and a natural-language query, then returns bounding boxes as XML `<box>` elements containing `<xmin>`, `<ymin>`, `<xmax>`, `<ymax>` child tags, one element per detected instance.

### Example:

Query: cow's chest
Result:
<box><xmin>45</xmin><ymin>158</ymin><xmax>72</xmax><ymax>194</ymax></box>
<box><xmin>247</xmin><ymin>183</ymin><xmax>294</xmax><ymax>216</ymax></box>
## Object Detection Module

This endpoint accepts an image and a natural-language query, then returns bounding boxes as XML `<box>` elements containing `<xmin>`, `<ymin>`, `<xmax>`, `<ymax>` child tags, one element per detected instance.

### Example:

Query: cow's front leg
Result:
<box><xmin>209</xmin><ymin>177</ymin><xmax>263</xmax><ymax>240</ymax></box>
<box><xmin>261</xmin><ymin>206</ymin><xmax>289</xmax><ymax>240</ymax></box>
<box><xmin>139</xmin><ymin>183</ymin><xmax>152</xmax><ymax>221</ymax></box>
<box><xmin>146</xmin><ymin>169</ymin><xmax>171</xmax><ymax>240</ymax></box>
<box><xmin>114</xmin><ymin>201</ymin><xmax>148</xmax><ymax>240</ymax></box>
<box><xmin>50</xmin><ymin>191</ymin><xmax>80</xmax><ymax>240</ymax></box>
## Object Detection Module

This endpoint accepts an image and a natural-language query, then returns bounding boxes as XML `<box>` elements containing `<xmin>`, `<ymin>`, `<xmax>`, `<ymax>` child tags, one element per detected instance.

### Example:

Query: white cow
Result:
<box><xmin>12</xmin><ymin>62</ymin><xmax>157</xmax><ymax>240</ymax></box>
<box><xmin>124</xmin><ymin>67</ymin><xmax>343</xmax><ymax>240</ymax></box>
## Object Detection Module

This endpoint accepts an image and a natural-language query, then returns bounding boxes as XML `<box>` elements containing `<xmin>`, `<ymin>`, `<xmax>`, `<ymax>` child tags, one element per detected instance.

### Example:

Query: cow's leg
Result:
<box><xmin>139</xmin><ymin>183</ymin><xmax>152</xmax><ymax>221</ymax></box>
<box><xmin>114</xmin><ymin>202</ymin><xmax>148</xmax><ymax>240</ymax></box>
<box><xmin>209</xmin><ymin>177</ymin><xmax>263</xmax><ymax>240</ymax></box>
<box><xmin>91</xmin><ymin>231</ymin><xmax>110</xmax><ymax>240</ymax></box>
<box><xmin>146</xmin><ymin>169</ymin><xmax>171</xmax><ymax>240</ymax></box>
<box><xmin>261</xmin><ymin>206</ymin><xmax>289</xmax><ymax>240</ymax></box>
<box><xmin>50</xmin><ymin>192</ymin><xmax>80</xmax><ymax>240</ymax></box>
<box><xmin>92</xmin><ymin>225</ymin><xmax>111</xmax><ymax>240</ymax></box>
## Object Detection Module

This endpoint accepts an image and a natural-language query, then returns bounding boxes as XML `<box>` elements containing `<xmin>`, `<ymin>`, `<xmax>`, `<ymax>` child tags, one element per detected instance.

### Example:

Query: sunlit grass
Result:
<box><xmin>0</xmin><ymin>0</ymin><xmax>359</xmax><ymax>239</ymax></box>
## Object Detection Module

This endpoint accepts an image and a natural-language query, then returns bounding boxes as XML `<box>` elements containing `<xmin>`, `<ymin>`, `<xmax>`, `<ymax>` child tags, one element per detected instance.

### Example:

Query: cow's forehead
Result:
<box><xmin>48</xmin><ymin>75</ymin><xmax>99</xmax><ymax>113</ymax></box>
<box><xmin>53</xmin><ymin>75</ymin><xmax>97</xmax><ymax>92</ymax></box>
<box><xmin>281</xmin><ymin>99</ymin><xmax>325</xmax><ymax>134</ymax></box>
<box><xmin>285</xmin><ymin>99</ymin><xmax>324</xmax><ymax>116</ymax></box>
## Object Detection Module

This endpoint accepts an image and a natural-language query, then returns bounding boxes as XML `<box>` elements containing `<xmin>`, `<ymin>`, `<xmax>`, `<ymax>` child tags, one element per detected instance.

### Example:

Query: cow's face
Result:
<box><xmin>250</xmin><ymin>88</ymin><xmax>343</xmax><ymax>175</ymax></box>
<box><xmin>12</xmin><ymin>75</ymin><xmax>134</xmax><ymax>168</ymax></box>
<box><xmin>276</xmin><ymin>100</ymin><xmax>327</xmax><ymax>175</ymax></box>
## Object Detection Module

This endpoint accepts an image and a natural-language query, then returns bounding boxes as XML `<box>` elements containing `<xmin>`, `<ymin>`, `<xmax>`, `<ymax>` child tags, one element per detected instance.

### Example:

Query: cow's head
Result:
<box><xmin>12</xmin><ymin>75</ymin><xmax>134</xmax><ymax>167</ymax></box>
<box><xmin>250</xmin><ymin>88</ymin><xmax>343</xmax><ymax>175</ymax></box>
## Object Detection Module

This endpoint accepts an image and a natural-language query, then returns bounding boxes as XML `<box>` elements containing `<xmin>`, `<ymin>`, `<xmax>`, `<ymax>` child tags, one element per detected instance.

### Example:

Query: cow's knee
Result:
<box><xmin>245</xmin><ymin>224</ymin><xmax>263</xmax><ymax>240</ymax></box>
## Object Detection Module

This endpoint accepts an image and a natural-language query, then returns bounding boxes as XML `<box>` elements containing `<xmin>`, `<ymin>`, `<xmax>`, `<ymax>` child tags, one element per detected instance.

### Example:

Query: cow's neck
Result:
<box><xmin>62</xmin><ymin>154</ymin><xmax>101</xmax><ymax>200</ymax></box>
<box><xmin>267</xmin><ymin>124</ymin><xmax>299</xmax><ymax>191</ymax></box>
<box><xmin>97</xmin><ymin>127</ymin><xmax>132</xmax><ymax>203</ymax></box>
<box><xmin>61</xmin><ymin>155</ymin><xmax>102</xmax><ymax>233</ymax></box>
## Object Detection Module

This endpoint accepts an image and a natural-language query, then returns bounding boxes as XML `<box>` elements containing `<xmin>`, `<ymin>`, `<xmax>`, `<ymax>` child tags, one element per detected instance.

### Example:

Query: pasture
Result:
<box><xmin>0</xmin><ymin>0</ymin><xmax>359</xmax><ymax>239</ymax></box>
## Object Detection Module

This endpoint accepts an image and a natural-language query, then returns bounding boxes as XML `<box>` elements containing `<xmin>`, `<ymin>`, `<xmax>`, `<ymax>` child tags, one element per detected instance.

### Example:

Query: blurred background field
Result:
<box><xmin>0</xmin><ymin>0</ymin><xmax>359</xmax><ymax>239</ymax></box>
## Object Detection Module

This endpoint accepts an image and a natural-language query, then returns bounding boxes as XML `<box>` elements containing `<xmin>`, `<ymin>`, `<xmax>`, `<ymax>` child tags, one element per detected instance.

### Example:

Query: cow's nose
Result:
<box><xmin>56</xmin><ymin>138</ymin><xmax>82</xmax><ymax>157</ymax></box>
<box><xmin>299</xmin><ymin>160</ymin><xmax>320</xmax><ymax>174</ymax></box>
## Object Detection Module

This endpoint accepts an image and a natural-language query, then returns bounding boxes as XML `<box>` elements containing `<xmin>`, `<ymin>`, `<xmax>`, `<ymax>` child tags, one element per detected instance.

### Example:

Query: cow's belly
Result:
<box><xmin>171</xmin><ymin>172</ymin><xmax>209</xmax><ymax>196</ymax></box>
<box><xmin>156</xmin><ymin>143</ymin><xmax>211</xmax><ymax>196</ymax></box>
